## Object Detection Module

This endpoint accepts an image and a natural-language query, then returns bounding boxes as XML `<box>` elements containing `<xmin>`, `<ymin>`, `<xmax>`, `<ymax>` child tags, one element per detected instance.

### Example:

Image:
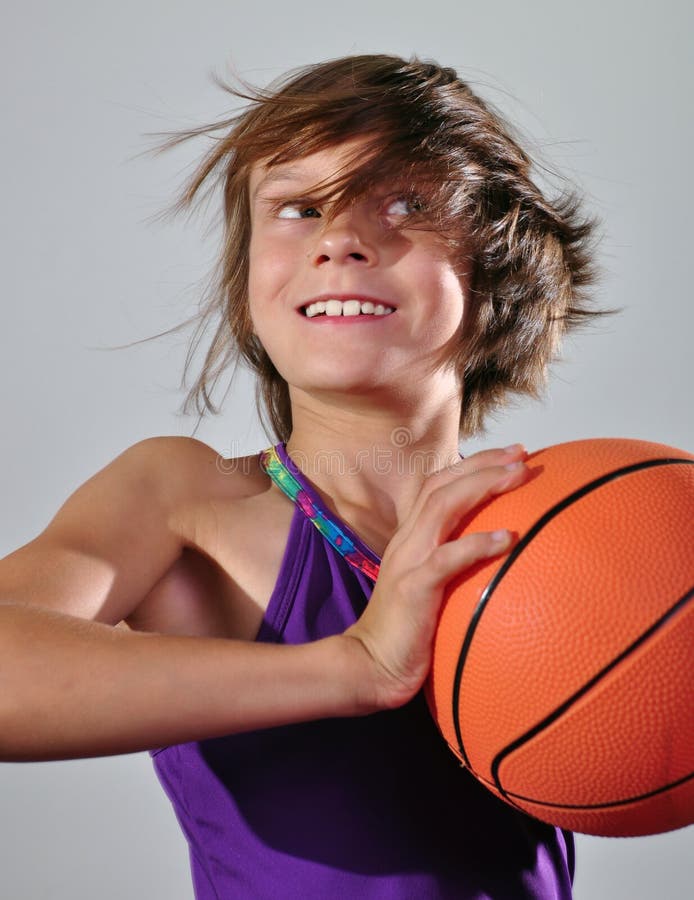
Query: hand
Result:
<box><xmin>343</xmin><ymin>444</ymin><xmax>529</xmax><ymax>711</ymax></box>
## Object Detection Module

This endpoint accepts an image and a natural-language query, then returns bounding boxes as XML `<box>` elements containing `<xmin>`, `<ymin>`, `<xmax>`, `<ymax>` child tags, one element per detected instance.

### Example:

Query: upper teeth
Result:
<box><xmin>303</xmin><ymin>299</ymin><xmax>395</xmax><ymax>318</ymax></box>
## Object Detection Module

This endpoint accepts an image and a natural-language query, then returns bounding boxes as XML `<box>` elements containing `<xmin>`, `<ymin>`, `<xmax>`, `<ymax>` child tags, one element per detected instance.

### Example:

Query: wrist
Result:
<box><xmin>329</xmin><ymin>632</ymin><xmax>390</xmax><ymax>716</ymax></box>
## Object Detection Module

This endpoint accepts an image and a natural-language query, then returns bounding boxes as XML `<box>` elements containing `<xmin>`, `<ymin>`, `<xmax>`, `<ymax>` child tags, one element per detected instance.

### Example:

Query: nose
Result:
<box><xmin>310</xmin><ymin>207</ymin><xmax>378</xmax><ymax>268</ymax></box>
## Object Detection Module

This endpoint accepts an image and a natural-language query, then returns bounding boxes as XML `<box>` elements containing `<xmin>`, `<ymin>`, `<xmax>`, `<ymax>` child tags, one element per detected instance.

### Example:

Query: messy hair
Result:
<box><xmin>150</xmin><ymin>53</ymin><xmax>608</xmax><ymax>440</ymax></box>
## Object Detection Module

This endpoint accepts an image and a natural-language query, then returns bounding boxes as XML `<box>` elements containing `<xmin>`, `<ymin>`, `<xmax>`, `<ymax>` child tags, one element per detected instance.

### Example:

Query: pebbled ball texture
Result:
<box><xmin>425</xmin><ymin>437</ymin><xmax>694</xmax><ymax>836</ymax></box>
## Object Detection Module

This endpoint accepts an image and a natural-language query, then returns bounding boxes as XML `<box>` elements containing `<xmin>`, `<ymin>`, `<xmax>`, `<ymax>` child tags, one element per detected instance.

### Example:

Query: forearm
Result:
<box><xmin>0</xmin><ymin>602</ymin><xmax>369</xmax><ymax>762</ymax></box>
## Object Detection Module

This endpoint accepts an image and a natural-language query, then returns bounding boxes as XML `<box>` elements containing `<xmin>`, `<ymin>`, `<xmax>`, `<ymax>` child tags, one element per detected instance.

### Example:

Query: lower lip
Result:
<box><xmin>298</xmin><ymin>311</ymin><xmax>396</xmax><ymax>324</ymax></box>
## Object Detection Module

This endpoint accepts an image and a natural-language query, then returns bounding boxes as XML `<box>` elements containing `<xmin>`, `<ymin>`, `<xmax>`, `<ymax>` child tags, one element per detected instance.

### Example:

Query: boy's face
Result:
<box><xmin>247</xmin><ymin>137</ymin><xmax>470</xmax><ymax>397</ymax></box>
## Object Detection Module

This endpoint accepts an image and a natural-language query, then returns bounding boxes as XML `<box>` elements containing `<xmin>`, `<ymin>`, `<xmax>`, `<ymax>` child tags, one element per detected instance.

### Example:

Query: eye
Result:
<box><xmin>276</xmin><ymin>203</ymin><xmax>321</xmax><ymax>220</ymax></box>
<box><xmin>383</xmin><ymin>195</ymin><xmax>423</xmax><ymax>219</ymax></box>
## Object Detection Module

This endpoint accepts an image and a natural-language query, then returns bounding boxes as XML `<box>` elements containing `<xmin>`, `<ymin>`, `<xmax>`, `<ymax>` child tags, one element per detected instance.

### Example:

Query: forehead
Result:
<box><xmin>248</xmin><ymin>136</ymin><xmax>376</xmax><ymax>200</ymax></box>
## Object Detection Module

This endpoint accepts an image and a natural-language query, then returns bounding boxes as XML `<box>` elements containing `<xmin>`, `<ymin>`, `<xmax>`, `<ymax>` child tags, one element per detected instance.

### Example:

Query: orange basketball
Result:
<box><xmin>425</xmin><ymin>437</ymin><xmax>694</xmax><ymax>837</ymax></box>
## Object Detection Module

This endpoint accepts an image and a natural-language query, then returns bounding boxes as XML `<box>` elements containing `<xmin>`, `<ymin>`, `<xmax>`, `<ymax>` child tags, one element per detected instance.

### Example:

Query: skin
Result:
<box><xmin>246</xmin><ymin>138</ymin><xmax>529</xmax><ymax>700</ymax></box>
<box><xmin>248</xmin><ymin>140</ymin><xmax>467</xmax><ymax>402</ymax></box>
<box><xmin>248</xmin><ymin>138</ymin><xmax>473</xmax><ymax>551</ymax></box>
<box><xmin>0</xmin><ymin>138</ymin><xmax>529</xmax><ymax>761</ymax></box>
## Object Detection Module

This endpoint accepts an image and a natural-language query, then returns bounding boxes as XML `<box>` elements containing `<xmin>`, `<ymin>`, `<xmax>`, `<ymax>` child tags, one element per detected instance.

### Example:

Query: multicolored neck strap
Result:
<box><xmin>258</xmin><ymin>442</ymin><xmax>381</xmax><ymax>582</ymax></box>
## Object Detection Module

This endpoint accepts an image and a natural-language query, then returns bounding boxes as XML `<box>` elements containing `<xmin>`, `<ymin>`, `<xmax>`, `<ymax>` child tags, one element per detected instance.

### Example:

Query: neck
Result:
<box><xmin>282</xmin><ymin>380</ymin><xmax>463</xmax><ymax>547</ymax></box>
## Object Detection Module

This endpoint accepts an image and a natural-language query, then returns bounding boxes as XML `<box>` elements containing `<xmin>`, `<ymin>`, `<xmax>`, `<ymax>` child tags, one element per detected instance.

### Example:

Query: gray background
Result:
<box><xmin>1</xmin><ymin>0</ymin><xmax>692</xmax><ymax>896</ymax></box>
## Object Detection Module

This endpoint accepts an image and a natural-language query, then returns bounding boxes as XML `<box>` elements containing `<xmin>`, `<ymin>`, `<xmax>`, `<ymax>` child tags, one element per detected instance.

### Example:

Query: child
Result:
<box><xmin>0</xmin><ymin>54</ymin><xmax>604</xmax><ymax>897</ymax></box>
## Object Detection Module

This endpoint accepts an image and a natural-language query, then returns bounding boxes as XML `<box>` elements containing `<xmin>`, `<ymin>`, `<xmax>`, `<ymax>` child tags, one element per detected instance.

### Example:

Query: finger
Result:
<box><xmin>428</xmin><ymin>443</ymin><xmax>527</xmax><ymax>481</ymax></box>
<box><xmin>395</xmin><ymin>461</ymin><xmax>528</xmax><ymax>557</ymax></box>
<box><xmin>457</xmin><ymin>443</ymin><xmax>527</xmax><ymax>476</ymax></box>
<box><xmin>431</xmin><ymin>461</ymin><xmax>528</xmax><ymax>544</ymax></box>
<box><xmin>406</xmin><ymin>443</ymin><xmax>527</xmax><ymax>521</ymax></box>
<box><xmin>418</xmin><ymin>528</ymin><xmax>514</xmax><ymax>594</ymax></box>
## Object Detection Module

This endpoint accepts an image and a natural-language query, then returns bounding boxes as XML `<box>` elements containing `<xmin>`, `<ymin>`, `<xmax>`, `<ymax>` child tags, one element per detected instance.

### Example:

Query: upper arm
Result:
<box><xmin>0</xmin><ymin>437</ymin><xmax>196</xmax><ymax>625</ymax></box>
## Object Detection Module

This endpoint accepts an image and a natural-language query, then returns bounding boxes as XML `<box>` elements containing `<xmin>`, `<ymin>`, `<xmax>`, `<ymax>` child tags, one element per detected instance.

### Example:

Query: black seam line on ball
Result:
<box><xmin>498</xmin><ymin>767</ymin><xmax>694</xmax><ymax>811</ymax></box>
<box><xmin>460</xmin><ymin>756</ymin><xmax>694</xmax><ymax>812</ymax></box>
<box><xmin>467</xmin><ymin>761</ymin><xmax>694</xmax><ymax>810</ymax></box>
<box><xmin>451</xmin><ymin>456</ymin><xmax>694</xmax><ymax>770</ymax></box>
<box><xmin>489</xmin><ymin>583</ymin><xmax>694</xmax><ymax>802</ymax></box>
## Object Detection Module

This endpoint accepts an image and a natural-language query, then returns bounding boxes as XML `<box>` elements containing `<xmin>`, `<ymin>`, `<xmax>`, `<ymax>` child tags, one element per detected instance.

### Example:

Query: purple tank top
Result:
<box><xmin>150</xmin><ymin>442</ymin><xmax>575</xmax><ymax>899</ymax></box>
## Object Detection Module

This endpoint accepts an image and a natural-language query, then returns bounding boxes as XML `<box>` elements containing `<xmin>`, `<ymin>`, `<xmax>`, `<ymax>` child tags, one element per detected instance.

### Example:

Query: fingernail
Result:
<box><xmin>504</xmin><ymin>461</ymin><xmax>524</xmax><ymax>471</ymax></box>
<box><xmin>504</xmin><ymin>443</ymin><xmax>525</xmax><ymax>454</ymax></box>
<box><xmin>491</xmin><ymin>529</ymin><xmax>511</xmax><ymax>543</ymax></box>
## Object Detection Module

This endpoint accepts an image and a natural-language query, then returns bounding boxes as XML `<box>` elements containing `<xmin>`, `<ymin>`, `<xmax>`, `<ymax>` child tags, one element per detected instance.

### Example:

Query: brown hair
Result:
<box><xmin>148</xmin><ymin>53</ymin><xmax>609</xmax><ymax>440</ymax></box>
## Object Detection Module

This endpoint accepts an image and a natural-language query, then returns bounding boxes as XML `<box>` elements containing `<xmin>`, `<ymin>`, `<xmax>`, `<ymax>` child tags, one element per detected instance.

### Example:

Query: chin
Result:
<box><xmin>289</xmin><ymin>369</ymin><xmax>385</xmax><ymax>395</ymax></box>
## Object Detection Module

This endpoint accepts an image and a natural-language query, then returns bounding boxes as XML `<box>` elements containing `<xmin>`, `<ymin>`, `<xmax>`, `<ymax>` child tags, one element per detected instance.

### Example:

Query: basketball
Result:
<box><xmin>424</xmin><ymin>437</ymin><xmax>694</xmax><ymax>837</ymax></box>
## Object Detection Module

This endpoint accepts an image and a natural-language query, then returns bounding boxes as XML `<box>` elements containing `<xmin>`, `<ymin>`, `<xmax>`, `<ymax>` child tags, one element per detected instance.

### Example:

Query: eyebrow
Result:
<box><xmin>251</xmin><ymin>167</ymin><xmax>306</xmax><ymax>203</ymax></box>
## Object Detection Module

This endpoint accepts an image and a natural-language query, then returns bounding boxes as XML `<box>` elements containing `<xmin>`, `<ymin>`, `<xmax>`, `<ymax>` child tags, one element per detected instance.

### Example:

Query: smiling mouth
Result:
<box><xmin>301</xmin><ymin>298</ymin><xmax>396</xmax><ymax>318</ymax></box>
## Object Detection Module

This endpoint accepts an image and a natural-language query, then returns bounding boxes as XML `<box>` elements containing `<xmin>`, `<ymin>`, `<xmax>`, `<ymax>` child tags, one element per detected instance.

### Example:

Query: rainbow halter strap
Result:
<box><xmin>258</xmin><ymin>442</ymin><xmax>381</xmax><ymax>582</ymax></box>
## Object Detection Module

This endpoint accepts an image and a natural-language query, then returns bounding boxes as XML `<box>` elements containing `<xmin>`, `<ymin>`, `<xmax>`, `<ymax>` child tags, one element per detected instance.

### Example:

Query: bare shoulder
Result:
<box><xmin>151</xmin><ymin>436</ymin><xmax>281</xmax><ymax>564</ymax></box>
<box><xmin>134</xmin><ymin>435</ymin><xmax>271</xmax><ymax>516</ymax></box>
<box><xmin>106</xmin><ymin>435</ymin><xmax>275</xmax><ymax>557</ymax></box>
<box><xmin>119</xmin><ymin>436</ymin><xmax>285</xmax><ymax>640</ymax></box>
<box><xmin>0</xmin><ymin>435</ymin><xmax>268</xmax><ymax>625</ymax></box>
<box><xmin>124</xmin><ymin>434</ymin><xmax>267</xmax><ymax>495</ymax></box>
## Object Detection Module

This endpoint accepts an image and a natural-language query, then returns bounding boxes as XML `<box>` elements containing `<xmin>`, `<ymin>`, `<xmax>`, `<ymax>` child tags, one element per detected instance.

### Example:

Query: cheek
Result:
<box><xmin>429</xmin><ymin>261</ymin><xmax>468</xmax><ymax>317</ymax></box>
<box><xmin>417</xmin><ymin>265</ymin><xmax>467</xmax><ymax>347</ymax></box>
<box><xmin>247</xmin><ymin>238</ymin><xmax>291</xmax><ymax>347</ymax></box>
<box><xmin>247</xmin><ymin>232</ymin><xmax>266</xmax><ymax>299</ymax></box>
<box><xmin>247</xmin><ymin>233</ymin><xmax>294</xmax><ymax>302</ymax></box>
<box><xmin>412</xmin><ymin>242</ymin><xmax>468</xmax><ymax>296</ymax></box>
